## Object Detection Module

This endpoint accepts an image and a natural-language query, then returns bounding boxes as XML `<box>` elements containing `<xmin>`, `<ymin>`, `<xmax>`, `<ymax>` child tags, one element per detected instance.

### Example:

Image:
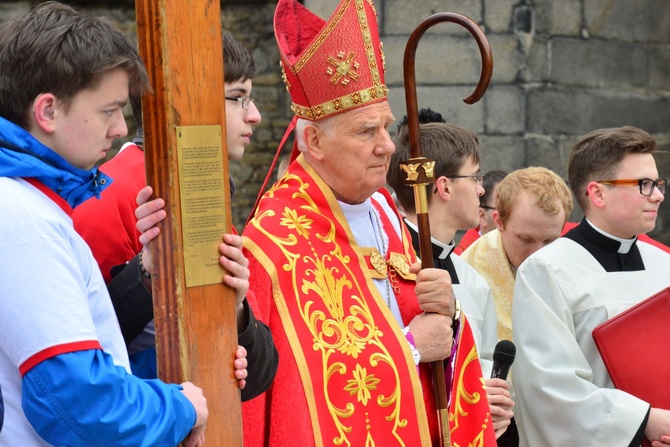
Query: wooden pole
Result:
<box><xmin>401</xmin><ymin>12</ymin><xmax>493</xmax><ymax>447</ymax></box>
<box><xmin>135</xmin><ymin>1</ymin><xmax>242</xmax><ymax>445</ymax></box>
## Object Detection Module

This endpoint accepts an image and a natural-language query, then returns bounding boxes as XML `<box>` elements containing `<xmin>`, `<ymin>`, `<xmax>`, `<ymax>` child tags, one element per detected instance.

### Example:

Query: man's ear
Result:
<box><xmin>32</xmin><ymin>93</ymin><xmax>57</xmax><ymax>134</ymax></box>
<box><xmin>434</xmin><ymin>176</ymin><xmax>451</xmax><ymax>201</ymax></box>
<box><xmin>492</xmin><ymin>210</ymin><xmax>505</xmax><ymax>232</ymax></box>
<box><xmin>303</xmin><ymin>124</ymin><xmax>325</xmax><ymax>160</ymax></box>
<box><xmin>586</xmin><ymin>181</ymin><xmax>606</xmax><ymax>209</ymax></box>
<box><xmin>477</xmin><ymin>207</ymin><xmax>487</xmax><ymax>231</ymax></box>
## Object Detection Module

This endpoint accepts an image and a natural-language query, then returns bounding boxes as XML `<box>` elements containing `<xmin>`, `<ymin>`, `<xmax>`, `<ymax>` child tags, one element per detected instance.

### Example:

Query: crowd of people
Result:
<box><xmin>0</xmin><ymin>0</ymin><xmax>668</xmax><ymax>446</ymax></box>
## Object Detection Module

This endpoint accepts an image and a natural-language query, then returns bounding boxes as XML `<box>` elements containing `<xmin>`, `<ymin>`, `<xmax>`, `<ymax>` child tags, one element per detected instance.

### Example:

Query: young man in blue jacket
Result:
<box><xmin>0</xmin><ymin>3</ymin><xmax>208</xmax><ymax>446</ymax></box>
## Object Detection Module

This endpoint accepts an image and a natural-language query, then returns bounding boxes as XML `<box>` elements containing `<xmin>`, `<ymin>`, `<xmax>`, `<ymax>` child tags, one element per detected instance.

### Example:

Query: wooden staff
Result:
<box><xmin>135</xmin><ymin>1</ymin><xmax>243</xmax><ymax>445</ymax></box>
<box><xmin>400</xmin><ymin>13</ymin><xmax>493</xmax><ymax>447</ymax></box>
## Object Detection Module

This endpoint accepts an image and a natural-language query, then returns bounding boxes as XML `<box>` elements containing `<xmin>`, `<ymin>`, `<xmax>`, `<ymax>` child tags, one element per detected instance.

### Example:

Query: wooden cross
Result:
<box><xmin>135</xmin><ymin>1</ymin><xmax>242</xmax><ymax>445</ymax></box>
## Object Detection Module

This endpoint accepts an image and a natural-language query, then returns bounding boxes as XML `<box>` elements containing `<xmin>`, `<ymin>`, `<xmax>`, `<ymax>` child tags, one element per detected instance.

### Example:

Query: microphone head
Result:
<box><xmin>493</xmin><ymin>339</ymin><xmax>516</xmax><ymax>366</ymax></box>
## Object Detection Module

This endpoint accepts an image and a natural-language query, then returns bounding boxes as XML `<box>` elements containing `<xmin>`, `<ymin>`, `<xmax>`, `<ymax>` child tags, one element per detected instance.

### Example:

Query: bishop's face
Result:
<box><xmin>310</xmin><ymin>101</ymin><xmax>396</xmax><ymax>205</ymax></box>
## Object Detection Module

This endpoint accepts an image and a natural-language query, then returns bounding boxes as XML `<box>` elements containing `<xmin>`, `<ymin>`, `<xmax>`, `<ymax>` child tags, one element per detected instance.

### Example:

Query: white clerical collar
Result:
<box><xmin>339</xmin><ymin>198</ymin><xmax>371</xmax><ymax>219</ymax></box>
<box><xmin>585</xmin><ymin>218</ymin><xmax>637</xmax><ymax>254</ymax></box>
<box><xmin>403</xmin><ymin>218</ymin><xmax>454</xmax><ymax>259</ymax></box>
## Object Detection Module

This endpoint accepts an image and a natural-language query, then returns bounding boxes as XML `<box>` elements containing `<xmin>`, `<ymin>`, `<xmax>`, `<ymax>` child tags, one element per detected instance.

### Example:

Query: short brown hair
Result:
<box><xmin>129</xmin><ymin>30</ymin><xmax>255</xmax><ymax>134</ymax></box>
<box><xmin>223</xmin><ymin>30</ymin><xmax>256</xmax><ymax>84</ymax></box>
<box><xmin>0</xmin><ymin>1</ymin><xmax>149</xmax><ymax>129</ymax></box>
<box><xmin>387</xmin><ymin>122</ymin><xmax>479</xmax><ymax>214</ymax></box>
<box><xmin>496</xmin><ymin>167</ymin><xmax>573</xmax><ymax>226</ymax></box>
<box><xmin>568</xmin><ymin>126</ymin><xmax>656</xmax><ymax>211</ymax></box>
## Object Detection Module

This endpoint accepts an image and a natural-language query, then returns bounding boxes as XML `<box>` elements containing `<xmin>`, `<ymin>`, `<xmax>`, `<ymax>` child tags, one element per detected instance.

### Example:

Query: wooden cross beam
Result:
<box><xmin>135</xmin><ymin>1</ymin><xmax>242</xmax><ymax>445</ymax></box>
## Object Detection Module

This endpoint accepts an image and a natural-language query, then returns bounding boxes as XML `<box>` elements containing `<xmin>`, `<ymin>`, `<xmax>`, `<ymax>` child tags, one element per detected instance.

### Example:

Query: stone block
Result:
<box><xmin>527</xmin><ymin>88</ymin><xmax>670</xmax><ymax>135</ymax></box>
<box><xmin>550</xmin><ymin>38</ymin><xmax>648</xmax><ymax>88</ymax></box>
<box><xmin>384</xmin><ymin>0</ymin><xmax>482</xmax><ymax>36</ymax></box>
<box><xmin>483</xmin><ymin>0</ymin><xmax>517</xmax><ymax>33</ymax></box>
<box><xmin>388</xmin><ymin>86</ymin><xmax>485</xmax><ymax>133</ymax></box>
<box><xmin>488</xmin><ymin>34</ymin><xmax>526</xmax><ymax>83</ymax></box>
<box><xmin>486</xmin><ymin>85</ymin><xmax>525</xmax><ymax>134</ymax></box>
<box><xmin>524</xmin><ymin>133</ymin><xmax>571</xmax><ymax>177</ymax></box>
<box><xmin>649</xmin><ymin>47</ymin><xmax>670</xmax><ymax>91</ymax></box>
<box><xmin>524</xmin><ymin>35</ymin><xmax>550</xmax><ymax>82</ymax></box>
<box><xmin>477</xmin><ymin>135</ymin><xmax>527</xmax><ymax>172</ymax></box>
<box><xmin>533</xmin><ymin>0</ymin><xmax>581</xmax><ymax>36</ymax></box>
<box><xmin>584</xmin><ymin>0</ymin><xmax>670</xmax><ymax>43</ymax></box>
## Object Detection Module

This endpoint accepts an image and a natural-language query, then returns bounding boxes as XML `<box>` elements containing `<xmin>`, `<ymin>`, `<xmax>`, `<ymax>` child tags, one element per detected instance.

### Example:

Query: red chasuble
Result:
<box><xmin>242</xmin><ymin>155</ymin><xmax>495</xmax><ymax>446</ymax></box>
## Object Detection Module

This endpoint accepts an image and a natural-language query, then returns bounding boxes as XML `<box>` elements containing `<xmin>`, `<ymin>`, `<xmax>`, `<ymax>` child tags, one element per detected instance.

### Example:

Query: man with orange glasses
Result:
<box><xmin>512</xmin><ymin>126</ymin><xmax>670</xmax><ymax>446</ymax></box>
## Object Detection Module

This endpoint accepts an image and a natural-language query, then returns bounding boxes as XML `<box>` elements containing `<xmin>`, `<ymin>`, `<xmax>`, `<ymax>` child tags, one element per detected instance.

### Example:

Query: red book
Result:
<box><xmin>593</xmin><ymin>286</ymin><xmax>670</xmax><ymax>446</ymax></box>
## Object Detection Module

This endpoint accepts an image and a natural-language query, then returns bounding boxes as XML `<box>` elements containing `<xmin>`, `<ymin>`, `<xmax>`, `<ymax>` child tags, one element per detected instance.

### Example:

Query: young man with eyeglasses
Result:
<box><xmin>455</xmin><ymin>169</ymin><xmax>509</xmax><ymax>255</ymax></box>
<box><xmin>72</xmin><ymin>30</ymin><xmax>277</xmax><ymax>401</ymax></box>
<box><xmin>387</xmin><ymin>122</ymin><xmax>514</xmax><ymax>441</ymax></box>
<box><xmin>511</xmin><ymin>126</ymin><xmax>670</xmax><ymax>446</ymax></box>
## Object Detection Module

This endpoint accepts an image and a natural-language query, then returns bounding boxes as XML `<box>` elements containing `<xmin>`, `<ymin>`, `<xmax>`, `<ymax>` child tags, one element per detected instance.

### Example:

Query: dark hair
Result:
<box><xmin>387</xmin><ymin>122</ymin><xmax>479</xmax><ymax>214</ymax></box>
<box><xmin>129</xmin><ymin>30</ymin><xmax>256</xmax><ymax>135</ymax></box>
<box><xmin>568</xmin><ymin>126</ymin><xmax>656</xmax><ymax>211</ymax></box>
<box><xmin>395</xmin><ymin>107</ymin><xmax>446</xmax><ymax>134</ymax></box>
<box><xmin>480</xmin><ymin>169</ymin><xmax>509</xmax><ymax>208</ymax></box>
<box><xmin>223</xmin><ymin>30</ymin><xmax>256</xmax><ymax>84</ymax></box>
<box><xmin>0</xmin><ymin>1</ymin><xmax>149</xmax><ymax>129</ymax></box>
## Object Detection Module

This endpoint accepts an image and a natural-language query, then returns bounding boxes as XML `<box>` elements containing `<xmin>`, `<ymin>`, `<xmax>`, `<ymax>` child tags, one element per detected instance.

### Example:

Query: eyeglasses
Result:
<box><xmin>479</xmin><ymin>205</ymin><xmax>496</xmax><ymax>211</ymax></box>
<box><xmin>225</xmin><ymin>96</ymin><xmax>254</xmax><ymax>110</ymax></box>
<box><xmin>447</xmin><ymin>174</ymin><xmax>484</xmax><ymax>185</ymax></box>
<box><xmin>597</xmin><ymin>178</ymin><xmax>667</xmax><ymax>196</ymax></box>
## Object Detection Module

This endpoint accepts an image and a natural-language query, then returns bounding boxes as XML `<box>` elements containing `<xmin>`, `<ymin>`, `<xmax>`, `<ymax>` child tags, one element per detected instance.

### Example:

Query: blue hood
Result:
<box><xmin>0</xmin><ymin>116</ymin><xmax>112</xmax><ymax>208</ymax></box>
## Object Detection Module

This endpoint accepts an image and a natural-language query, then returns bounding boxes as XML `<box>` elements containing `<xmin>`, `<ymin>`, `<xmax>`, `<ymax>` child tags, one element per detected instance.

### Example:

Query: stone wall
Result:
<box><xmin>308</xmin><ymin>0</ymin><xmax>670</xmax><ymax>243</ymax></box>
<box><xmin>3</xmin><ymin>0</ymin><xmax>670</xmax><ymax>243</ymax></box>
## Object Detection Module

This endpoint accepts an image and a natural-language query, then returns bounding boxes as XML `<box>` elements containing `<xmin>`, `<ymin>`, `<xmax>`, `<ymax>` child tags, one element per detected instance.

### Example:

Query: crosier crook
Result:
<box><xmin>400</xmin><ymin>12</ymin><xmax>493</xmax><ymax>447</ymax></box>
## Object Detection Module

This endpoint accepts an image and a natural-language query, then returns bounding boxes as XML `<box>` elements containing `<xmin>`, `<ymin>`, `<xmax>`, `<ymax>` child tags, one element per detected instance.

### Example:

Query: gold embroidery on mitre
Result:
<box><xmin>290</xmin><ymin>84</ymin><xmax>388</xmax><ymax>120</ymax></box>
<box><xmin>326</xmin><ymin>51</ymin><xmax>360</xmax><ymax>85</ymax></box>
<box><xmin>366</xmin><ymin>0</ymin><xmax>377</xmax><ymax>16</ymax></box>
<box><xmin>291</xmin><ymin>2</ymin><xmax>348</xmax><ymax>74</ymax></box>
<box><xmin>286</xmin><ymin>0</ymin><xmax>388</xmax><ymax>121</ymax></box>
<box><xmin>380</xmin><ymin>42</ymin><xmax>386</xmax><ymax>73</ymax></box>
<box><xmin>280</xmin><ymin>60</ymin><xmax>291</xmax><ymax>92</ymax></box>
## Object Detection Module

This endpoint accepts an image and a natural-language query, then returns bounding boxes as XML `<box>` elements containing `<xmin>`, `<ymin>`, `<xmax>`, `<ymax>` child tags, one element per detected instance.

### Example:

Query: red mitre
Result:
<box><xmin>247</xmin><ymin>0</ymin><xmax>390</xmax><ymax>225</ymax></box>
<box><xmin>274</xmin><ymin>0</ymin><xmax>389</xmax><ymax>121</ymax></box>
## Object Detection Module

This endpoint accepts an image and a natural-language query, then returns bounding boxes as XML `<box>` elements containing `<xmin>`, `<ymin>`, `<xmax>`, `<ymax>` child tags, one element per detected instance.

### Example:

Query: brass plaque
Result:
<box><xmin>176</xmin><ymin>125</ymin><xmax>227</xmax><ymax>288</ymax></box>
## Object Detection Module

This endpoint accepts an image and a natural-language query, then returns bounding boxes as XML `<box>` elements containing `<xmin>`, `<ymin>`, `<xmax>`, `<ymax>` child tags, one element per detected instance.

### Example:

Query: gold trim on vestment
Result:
<box><xmin>243</xmin><ymin>155</ymin><xmax>432</xmax><ymax>446</ymax></box>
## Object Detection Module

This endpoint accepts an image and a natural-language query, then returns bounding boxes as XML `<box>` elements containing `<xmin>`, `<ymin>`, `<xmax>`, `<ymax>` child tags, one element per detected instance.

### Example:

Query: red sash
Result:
<box><xmin>372</xmin><ymin>193</ymin><xmax>496</xmax><ymax>446</ymax></box>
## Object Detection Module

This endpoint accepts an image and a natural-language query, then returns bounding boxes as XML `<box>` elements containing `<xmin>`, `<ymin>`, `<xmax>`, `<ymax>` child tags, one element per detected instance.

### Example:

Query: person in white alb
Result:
<box><xmin>511</xmin><ymin>126</ymin><xmax>670</xmax><ymax>446</ymax></box>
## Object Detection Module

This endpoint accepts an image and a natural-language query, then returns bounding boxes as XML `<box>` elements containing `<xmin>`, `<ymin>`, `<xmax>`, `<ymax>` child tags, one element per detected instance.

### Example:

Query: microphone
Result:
<box><xmin>491</xmin><ymin>340</ymin><xmax>516</xmax><ymax>380</ymax></box>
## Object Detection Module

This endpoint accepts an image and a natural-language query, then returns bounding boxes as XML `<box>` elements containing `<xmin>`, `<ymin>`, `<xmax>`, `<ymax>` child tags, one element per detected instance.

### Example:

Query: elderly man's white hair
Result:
<box><xmin>295</xmin><ymin>116</ymin><xmax>337</xmax><ymax>152</ymax></box>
